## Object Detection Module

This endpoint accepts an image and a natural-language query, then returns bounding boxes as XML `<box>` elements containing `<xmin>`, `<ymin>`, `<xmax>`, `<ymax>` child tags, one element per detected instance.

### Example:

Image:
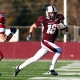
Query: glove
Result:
<box><xmin>26</xmin><ymin>32</ymin><xmax>32</xmax><ymax>41</ymax></box>
<box><xmin>10</xmin><ymin>27</ymin><xmax>17</xmax><ymax>34</ymax></box>
<box><xmin>59</xmin><ymin>23</ymin><xmax>67</xmax><ymax>29</ymax></box>
<box><xmin>59</xmin><ymin>23</ymin><xmax>68</xmax><ymax>32</ymax></box>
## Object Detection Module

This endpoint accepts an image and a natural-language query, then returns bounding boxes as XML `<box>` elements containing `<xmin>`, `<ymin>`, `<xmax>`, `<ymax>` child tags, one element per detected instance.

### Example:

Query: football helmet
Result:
<box><xmin>0</xmin><ymin>12</ymin><xmax>6</xmax><ymax>24</ymax></box>
<box><xmin>46</xmin><ymin>6</ymin><xmax>57</xmax><ymax>19</ymax></box>
<box><xmin>0</xmin><ymin>51</ymin><xmax>3</xmax><ymax>61</ymax></box>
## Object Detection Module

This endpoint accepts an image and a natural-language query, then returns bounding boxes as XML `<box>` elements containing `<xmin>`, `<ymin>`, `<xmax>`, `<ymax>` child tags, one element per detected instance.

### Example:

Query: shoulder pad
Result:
<box><xmin>56</xmin><ymin>14</ymin><xmax>64</xmax><ymax>20</ymax></box>
<box><xmin>37</xmin><ymin>16</ymin><xmax>46</xmax><ymax>22</ymax></box>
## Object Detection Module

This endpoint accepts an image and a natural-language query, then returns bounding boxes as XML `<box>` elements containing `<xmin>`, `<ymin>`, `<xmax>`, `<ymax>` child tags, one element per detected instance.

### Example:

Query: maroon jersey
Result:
<box><xmin>35</xmin><ymin>14</ymin><xmax>64</xmax><ymax>42</ymax></box>
<box><xmin>0</xmin><ymin>23</ymin><xmax>5</xmax><ymax>34</ymax></box>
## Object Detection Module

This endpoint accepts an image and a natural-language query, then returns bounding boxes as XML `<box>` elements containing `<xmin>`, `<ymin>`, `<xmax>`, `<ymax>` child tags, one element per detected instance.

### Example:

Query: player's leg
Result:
<box><xmin>49</xmin><ymin>52</ymin><xmax>61</xmax><ymax>75</ymax></box>
<box><xmin>0</xmin><ymin>51</ymin><xmax>3</xmax><ymax>75</ymax></box>
<box><xmin>49</xmin><ymin>43</ymin><xmax>62</xmax><ymax>75</ymax></box>
<box><xmin>14</xmin><ymin>47</ymin><xmax>48</xmax><ymax>77</ymax></box>
<box><xmin>42</xmin><ymin>40</ymin><xmax>62</xmax><ymax>75</ymax></box>
<box><xmin>19</xmin><ymin>48</ymin><xmax>48</xmax><ymax>69</ymax></box>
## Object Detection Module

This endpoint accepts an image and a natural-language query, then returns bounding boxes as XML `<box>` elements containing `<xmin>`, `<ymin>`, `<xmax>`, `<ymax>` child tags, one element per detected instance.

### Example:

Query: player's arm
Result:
<box><xmin>0</xmin><ymin>27</ymin><xmax>17</xmax><ymax>42</ymax></box>
<box><xmin>26</xmin><ymin>16</ymin><xmax>44</xmax><ymax>41</ymax></box>
<box><xmin>0</xmin><ymin>33</ymin><xmax>7</xmax><ymax>42</ymax></box>
<box><xmin>4</xmin><ymin>33</ymin><xmax>14</xmax><ymax>42</ymax></box>
<box><xmin>56</xmin><ymin>14</ymin><xmax>68</xmax><ymax>32</ymax></box>
<box><xmin>60</xmin><ymin>18</ymin><xmax>68</xmax><ymax>32</ymax></box>
<box><xmin>5</xmin><ymin>27</ymin><xmax>17</xmax><ymax>42</ymax></box>
<box><xmin>29</xmin><ymin>23</ymin><xmax>37</xmax><ymax>33</ymax></box>
<box><xmin>58</xmin><ymin>23</ymin><xmax>68</xmax><ymax>32</ymax></box>
<box><xmin>59</xmin><ymin>19</ymin><xmax>68</xmax><ymax>32</ymax></box>
<box><xmin>26</xmin><ymin>23</ymin><xmax>37</xmax><ymax>41</ymax></box>
<box><xmin>0</xmin><ymin>33</ymin><xmax>13</xmax><ymax>42</ymax></box>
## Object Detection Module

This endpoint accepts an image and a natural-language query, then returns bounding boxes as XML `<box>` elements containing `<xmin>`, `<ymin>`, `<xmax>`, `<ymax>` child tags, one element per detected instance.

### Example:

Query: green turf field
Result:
<box><xmin>0</xmin><ymin>60</ymin><xmax>80</xmax><ymax>80</ymax></box>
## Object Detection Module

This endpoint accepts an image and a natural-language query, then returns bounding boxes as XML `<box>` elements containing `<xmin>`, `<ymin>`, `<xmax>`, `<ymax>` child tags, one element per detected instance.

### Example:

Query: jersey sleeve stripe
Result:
<box><xmin>0</xmin><ymin>28</ymin><xmax>5</xmax><ymax>33</ymax></box>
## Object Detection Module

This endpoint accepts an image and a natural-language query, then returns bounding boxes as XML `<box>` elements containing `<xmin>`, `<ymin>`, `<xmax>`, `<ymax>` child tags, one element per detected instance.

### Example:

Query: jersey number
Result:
<box><xmin>47</xmin><ymin>24</ymin><xmax>57</xmax><ymax>34</ymax></box>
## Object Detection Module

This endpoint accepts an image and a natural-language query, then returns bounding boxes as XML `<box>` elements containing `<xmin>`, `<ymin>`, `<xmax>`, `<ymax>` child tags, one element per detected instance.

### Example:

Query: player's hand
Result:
<box><xmin>10</xmin><ymin>27</ymin><xmax>17</xmax><ymax>34</ymax></box>
<box><xmin>57</xmin><ymin>23</ymin><xmax>66</xmax><ymax>29</ymax></box>
<box><xmin>59</xmin><ymin>23</ymin><xmax>66</xmax><ymax>29</ymax></box>
<box><xmin>26</xmin><ymin>32</ymin><xmax>32</xmax><ymax>41</ymax></box>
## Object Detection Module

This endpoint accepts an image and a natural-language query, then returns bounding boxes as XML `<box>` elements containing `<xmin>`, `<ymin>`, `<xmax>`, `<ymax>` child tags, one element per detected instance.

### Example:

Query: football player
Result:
<box><xmin>14</xmin><ymin>6</ymin><xmax>68</xmax><ymax>76</ymax></box>
<box><xmin>0</xmin><ymin>12</ymin><xmax>17</xmax><ymax>75</ymax></box>
<box><xmin>0</xmin><ymin>12</ymin><xmax>17</xmax><ymax>42</ymax></box>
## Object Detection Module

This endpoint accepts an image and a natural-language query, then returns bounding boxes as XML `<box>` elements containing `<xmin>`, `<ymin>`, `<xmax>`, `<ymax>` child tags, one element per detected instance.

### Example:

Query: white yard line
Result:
<box><xmin>2</xmin><ymin>59</ymin><xmax>80</xmax><ymax>62</ymax></box>
<box><xmin>56</xmin><ymin>68</ymin><xmax>80</xmax><ymax>71</ymax></box>
<box><xmin>43</xmin><ymin>72</ymin><xmax>80</xmax><ymax>75</ymax></box>
<box><xmin>29</xmin><ymin>77</ymin><xmax>80</xmax><ymax>80</ymax></box>
<box><xmin>37</xmin><ymin>61</ymin><xmax>80</xmax><ymax>80</ymax></box>
<box><xmin>43</xmin><ymin>61</ymin><xmax>80</xmax><ymax>75</ymax></box>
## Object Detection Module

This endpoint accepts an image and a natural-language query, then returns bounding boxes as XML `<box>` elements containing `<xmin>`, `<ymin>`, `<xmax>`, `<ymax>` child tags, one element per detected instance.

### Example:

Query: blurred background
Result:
<box><xmin>0</xmin><ymin>0</ymin><xmax>80</xmax><ymax>42</ymax></box>
<box><xmin>0</xmin><ymin>0</ymin><xmax>80</xmax><ymax>60</ymax></box>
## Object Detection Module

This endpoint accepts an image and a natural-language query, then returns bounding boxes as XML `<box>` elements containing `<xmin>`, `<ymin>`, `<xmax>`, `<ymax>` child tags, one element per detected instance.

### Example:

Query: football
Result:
<box><xmin>0</xmin><ymin>51</ymin><xmax>3</xmax><ymax>61</ymax></box>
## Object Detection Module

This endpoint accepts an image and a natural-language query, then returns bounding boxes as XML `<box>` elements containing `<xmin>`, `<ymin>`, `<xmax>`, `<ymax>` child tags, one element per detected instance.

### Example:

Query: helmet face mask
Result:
<box><xmin>48</xmin><ymin>12</ymin><xmax>57</xmax><ymax>19</ymax></box>
<box><xmin>0</xmin><ymin>12</ymin><xmax>6</xmax><ymax>24</ymax></box>
<box><xmin>46</xmin><ymin>6</ymin><xmax>57</xmax><ymax>19</ymax></box>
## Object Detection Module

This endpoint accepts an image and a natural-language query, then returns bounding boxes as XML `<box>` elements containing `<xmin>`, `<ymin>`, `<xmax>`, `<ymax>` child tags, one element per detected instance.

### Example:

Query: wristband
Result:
<box><xmin>29</xmin><ymin>32</ymin><xmax>32</xmax><ymax>35</ymax></box>
<box><xmin>10</xmin><ymin>32</ymin><xmax>14</xmax><ymax>35</ymax></box>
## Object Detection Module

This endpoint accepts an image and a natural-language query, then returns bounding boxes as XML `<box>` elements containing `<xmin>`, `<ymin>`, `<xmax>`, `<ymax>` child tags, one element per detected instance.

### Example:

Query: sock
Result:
<box><xmin>49</xmin><ymin>52</ymin><xmax>60</xmax><ymax>70</ymax></box>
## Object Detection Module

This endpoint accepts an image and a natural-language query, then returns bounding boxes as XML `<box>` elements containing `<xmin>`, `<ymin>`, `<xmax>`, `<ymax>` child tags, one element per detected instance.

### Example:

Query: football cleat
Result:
<box><xmin>0</xmin><ymin>73</ymin><xmax>1</xmax><ymax>75</ymax></box>
<box><xmin>48</xmin><ymin>70</ymin><xmax>58</xmax><ymax>75</ymax></box>
<box><xmin>14</xmin><ymin>65</ymin><xmax>20</xmax><ymax>77</ymax></box>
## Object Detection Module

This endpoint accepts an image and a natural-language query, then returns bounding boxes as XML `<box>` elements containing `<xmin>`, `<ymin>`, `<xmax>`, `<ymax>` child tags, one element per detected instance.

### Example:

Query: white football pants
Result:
<box><xmin>19</xmin><ymin>40</ymin><xmax>62</xmax><ymax>70</ymax></box>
